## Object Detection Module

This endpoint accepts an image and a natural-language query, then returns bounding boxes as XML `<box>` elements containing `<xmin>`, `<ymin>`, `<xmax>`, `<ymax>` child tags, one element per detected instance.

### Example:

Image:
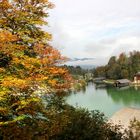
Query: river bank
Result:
<box><xmin>110</xmin><ymin>107</ymin><xmax>140</xmax><ymax>130</ymax></box>
<box><xmin>94</xmin><ymin>78</ymin><xmax>140</xmax><ymax>88</ymax></box>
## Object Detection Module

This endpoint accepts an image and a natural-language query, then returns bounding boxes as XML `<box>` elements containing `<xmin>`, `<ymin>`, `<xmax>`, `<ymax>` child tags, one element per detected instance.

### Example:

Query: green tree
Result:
<box><xmin>129</xmin><ymin>51</ymin><xmax>140</xmax><ymax>79</ymax></box>
<box><xmin>93</xmin><ymin>51</ymin><xmax>140</xmax><ymax>80</ymax></box>
<box><xmin>108</xmin><ymin>56</ymin><xmax>116</xmax><ymax>66</ymax></box>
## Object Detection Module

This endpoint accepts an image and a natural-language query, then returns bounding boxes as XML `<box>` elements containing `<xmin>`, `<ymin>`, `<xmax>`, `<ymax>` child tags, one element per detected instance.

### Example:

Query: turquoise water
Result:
<box><xmin>66</xmin><ymin>83</ymin><xmax>140</xmax><ymax>118</ymax></box>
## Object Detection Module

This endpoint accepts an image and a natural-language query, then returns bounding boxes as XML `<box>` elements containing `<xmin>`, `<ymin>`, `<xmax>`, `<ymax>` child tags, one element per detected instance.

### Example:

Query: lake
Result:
<box><xmin>66</xmin><ymin>83</ymin><xmax>140</xmax><ymax>118</ymax></box>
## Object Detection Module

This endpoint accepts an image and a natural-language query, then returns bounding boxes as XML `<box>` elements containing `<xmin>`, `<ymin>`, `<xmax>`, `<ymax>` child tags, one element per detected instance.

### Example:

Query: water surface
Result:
<box><xmin>66</xmin><ymin>83</ymin><xmax>140</xmax><ymax>118</ymax></box>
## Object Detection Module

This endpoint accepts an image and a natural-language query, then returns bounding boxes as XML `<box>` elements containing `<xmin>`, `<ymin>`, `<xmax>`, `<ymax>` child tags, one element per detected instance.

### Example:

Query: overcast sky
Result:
<box><xmin>46</xmin><ymin>0</ymin><xmax>140</xmax><ymax>65</ymax></box>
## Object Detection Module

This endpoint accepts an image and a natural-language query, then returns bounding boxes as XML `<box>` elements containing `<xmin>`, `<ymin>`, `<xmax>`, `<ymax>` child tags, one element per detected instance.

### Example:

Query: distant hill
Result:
<box><xmin>68</xmin><ymin>58</ymin><xmax>95</xmax><ymax>62</ymax></box>
<box><xmin>64</xmin><ymin>57</ymin><xmax>108</xmax><ymax>69</ymax></box>
<box><xmin>79</xmin><ymin>65</ymin><xmax>96</xmax><ymax>70</ymax></box>
<box><xmin>65</xmin><ymin>58</ymin><xmax>96</xmax><ymax>69</ymax></box>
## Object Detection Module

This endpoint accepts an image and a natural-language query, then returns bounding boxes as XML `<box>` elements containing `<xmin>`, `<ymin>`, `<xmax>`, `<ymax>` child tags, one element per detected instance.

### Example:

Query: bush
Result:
<box><xmin>124</xmin><ymin>120</ymin><xmax>140</xmax><ymax>140</ymax></box>
<box><xmin>1</xmin><ymin>96</ymin><xmax>139</xmax><ymax>140</ymax></box>
<box><xmin>48</xmin><ymin>102</ymin><xmax>124</xmax><ymax>140</ymax></box>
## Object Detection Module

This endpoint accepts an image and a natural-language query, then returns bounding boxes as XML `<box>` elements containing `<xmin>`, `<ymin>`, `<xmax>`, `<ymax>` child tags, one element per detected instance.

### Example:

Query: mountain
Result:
<box><xmin>68</xmin><ymin>58</ymin><xmax>95</xmax><ymax>62</ymax></box>
<box><xmin>64</xmin><ymin>57</ymin><xmax>108</xmax><ymax>69</ymax></box>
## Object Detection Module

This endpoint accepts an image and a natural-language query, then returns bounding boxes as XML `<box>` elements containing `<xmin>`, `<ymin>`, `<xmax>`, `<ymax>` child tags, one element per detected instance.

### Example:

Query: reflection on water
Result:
<box><xmin>66</xmin><ymin>83</ymin><xmax>140</xmax><ymax>118</ymax></box>
<box><xmin>107</xmin><ymin>87</ymin><xmax>140</xmax><ymax>105</ymax></box>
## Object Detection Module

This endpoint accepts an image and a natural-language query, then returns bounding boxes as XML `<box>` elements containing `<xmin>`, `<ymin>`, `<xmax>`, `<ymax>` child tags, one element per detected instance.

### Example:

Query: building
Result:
<box><xmin>134</xmin><ymin>72</ymin><xmax>140</xmax><ymax>84</ymax></box>
<box><xmin>115</xmin><ymin>79</ymin><xmax>131</xmax><ymax>87</ymax></box>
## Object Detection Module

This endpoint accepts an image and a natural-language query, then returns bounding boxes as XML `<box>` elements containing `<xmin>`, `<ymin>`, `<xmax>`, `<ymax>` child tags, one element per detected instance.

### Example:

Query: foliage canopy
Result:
<box><xmin>0</xmin><ymin>0</ymin><xmax>72</xmax><ymax>137</ymax></box>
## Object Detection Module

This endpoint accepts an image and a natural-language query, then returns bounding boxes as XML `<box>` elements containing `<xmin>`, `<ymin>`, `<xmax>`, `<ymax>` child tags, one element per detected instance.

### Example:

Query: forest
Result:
<box><xmin>93</xmin><ymin>51</ymin><xmax>140</xmax><ymax>80</ymax></box>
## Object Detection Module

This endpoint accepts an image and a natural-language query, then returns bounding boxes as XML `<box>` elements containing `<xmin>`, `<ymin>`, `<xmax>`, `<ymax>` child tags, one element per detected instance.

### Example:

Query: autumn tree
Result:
<box><xmin>0</xmin><ymin>0</ymin><xmax>72</xmax><ymax>139</ymax></box>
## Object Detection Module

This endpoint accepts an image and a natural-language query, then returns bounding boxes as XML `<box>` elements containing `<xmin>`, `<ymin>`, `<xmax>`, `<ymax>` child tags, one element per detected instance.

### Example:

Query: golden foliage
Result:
<box><xmin>0</xmin><ymin>0</ymin><xmax>72</xmax><ymax>138</ymax></box>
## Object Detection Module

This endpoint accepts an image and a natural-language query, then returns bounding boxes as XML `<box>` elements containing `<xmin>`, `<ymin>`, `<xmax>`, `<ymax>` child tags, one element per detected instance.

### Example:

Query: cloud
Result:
<box><xmin>85</xmin><ymin>32</ymin><xmax>140</xmax><ymax>59</ymax></box>
<box><xmin>47</xmin><ymin>0</ymin><xmax>140</xmax><ymax>65</ymax></box>
<box><xmin>111</xmin><ymin>36</ymin><xmax>140</xmax><ymax>56</ymax></box>
<box><xmin>85</xmin><ymin>43</ymin><xmax>112</xmax><ymax>58</ymax></box>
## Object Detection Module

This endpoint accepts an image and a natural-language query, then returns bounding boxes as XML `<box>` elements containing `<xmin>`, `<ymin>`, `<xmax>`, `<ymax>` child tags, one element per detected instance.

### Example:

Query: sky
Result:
<box><xmin>46</xmin><ymin>0</ymin><xmax>140</xmax><ymax>66</ymax></box>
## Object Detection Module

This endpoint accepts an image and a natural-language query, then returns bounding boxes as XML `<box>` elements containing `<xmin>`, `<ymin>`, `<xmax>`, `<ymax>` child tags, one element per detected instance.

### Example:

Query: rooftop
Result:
<box><xmin>135</xmin><ymin>72</ymin><xmax>140</xmax><ymax>76</ymax></box>
<box><xmin>116</xmin><ymin>79</ymin><xmax>131</xmax><ymax>84</ymax></box>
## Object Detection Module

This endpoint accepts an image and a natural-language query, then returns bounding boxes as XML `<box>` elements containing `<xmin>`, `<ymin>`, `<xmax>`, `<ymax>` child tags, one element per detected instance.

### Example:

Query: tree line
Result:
<box><xmin>62</xmin><ymin>65</ymin><xmax>88</xmax><ymax>76</ymax></box>
<box><xmin>93</xmin><ymin>51</ymin><xmax>140</xmax><ymax>80</ymax></box>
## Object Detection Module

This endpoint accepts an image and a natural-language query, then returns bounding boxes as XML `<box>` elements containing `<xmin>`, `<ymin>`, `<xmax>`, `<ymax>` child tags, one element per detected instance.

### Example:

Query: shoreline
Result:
<box><xmin>109</xmin><ymin>107</ymin><xmax>140</xmax><ymax>130</ymax></box>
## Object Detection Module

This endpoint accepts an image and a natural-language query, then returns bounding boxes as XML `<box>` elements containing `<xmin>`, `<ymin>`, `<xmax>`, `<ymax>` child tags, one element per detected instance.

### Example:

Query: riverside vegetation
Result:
<box><xmin>93</xmin><ymin>51</ymin><xmax>140</xmax><ymax>80</ymax></box>
<box><xmin>62</xmin><ymin>65</ymin><xmax>89</xmax><ymax>91</ymax></box>
<box><xmin>0</xmin><ymin>0</ymin><xmax>140</xmax><ymax>140</ymax></box>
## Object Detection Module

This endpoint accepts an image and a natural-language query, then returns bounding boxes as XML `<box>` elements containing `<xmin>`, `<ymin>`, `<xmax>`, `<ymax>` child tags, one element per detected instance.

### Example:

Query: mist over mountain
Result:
<box><xmin>68</xmin><ymin>58</ymin><xmax>95</xmax><ymax>62</ymax></box>
<box><xmin>65</xmin><ymin>57</ymin><xmax>108</xmax><ymax>69</ymax></box>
